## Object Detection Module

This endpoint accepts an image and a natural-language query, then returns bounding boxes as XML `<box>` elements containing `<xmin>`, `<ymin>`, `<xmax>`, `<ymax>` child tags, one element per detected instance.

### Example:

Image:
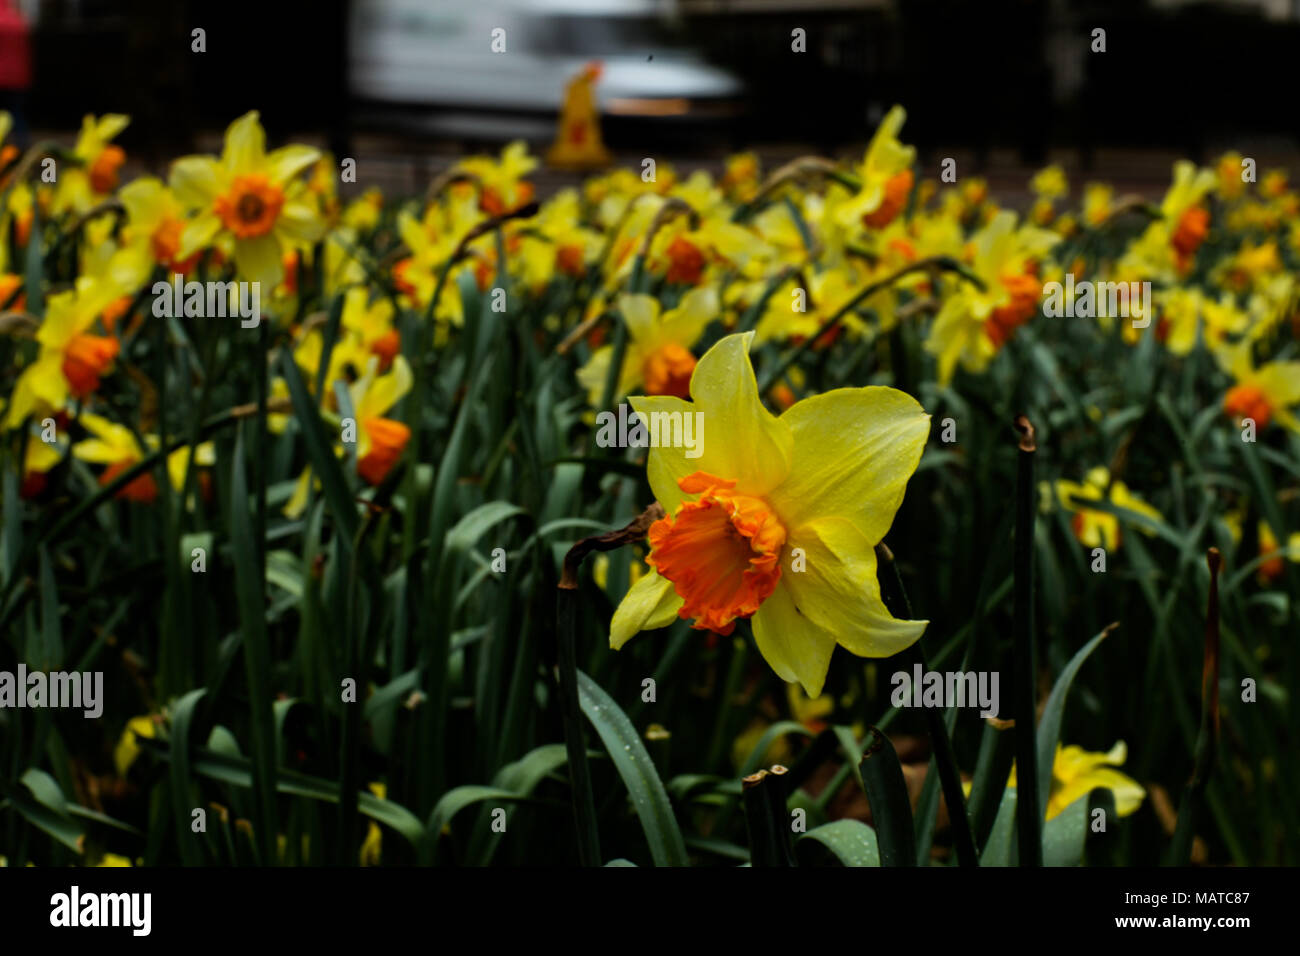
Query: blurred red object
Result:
<box><xmin>0</xmin><ymin>0</ymin><xmax>32</xmax><ymax>91</ymax></box>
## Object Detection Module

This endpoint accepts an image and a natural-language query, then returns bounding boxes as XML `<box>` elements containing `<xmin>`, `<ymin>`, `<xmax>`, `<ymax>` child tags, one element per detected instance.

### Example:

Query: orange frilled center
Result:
<box><xmin>370</xmin><ymin>328</ymin><xmax>402</xmax><ymax>370</ymax></box>
<box><xmin>664</xmin><ymin>235</ymin><xmax>706</xmax><ymax>285</ymax></box>
<box><xmin>99</xmin><ymin>458</ymin><xmax>158</xmax><ymax>503</ymax></box>
<box><xmin>479</xmin><ymin>182</ymin><xmax>535</xmax><ymax>217</ymax></box>
<box><xmin>1171</xmin><ymin>206</ymin><xmax>1210</xmax><ymax>261</ymax></box>
<box><xmin>62</xmin><ymin>333</ymin><xmax>120</xmax><ymax>398</ymax></box>
<box><xmin>861</xmin><ymin>168</ymin><xmax>914</xmax><ymax>229</ymax></box>
<box><xmin>556</xmin><ymin>243</ymin><xmax>586</xmax><ymax>278</ymax></box>
<box><xmin>214</xmin><ymin>174</ymin><xmax>285</xmax><ymax>240</ymax></box>
<box><xmin>357</xmin><ymin>417</ymin><xmax>411</xmax><ymax>486</ymax></box>
<box><xmin>1223</xmin><ymin>383</ymin><xmax>1272</xmax><ymax>429</ymax></box>
<box><xmin>641</xmin><ymin>342</ymin><xmax>696</xmax><ymax>400</ymax></box>
<box><xmin>986</xmin><ymin>271</ymin><xmax>1042</xmax><ymax>348</ymax></box>
<box><xmin>647</xmin><ymin>471</ymin><xmax>787</xmax><ymax>635</ymax></box>
<box><xmin>89</xmin><ymin>146</ymin><xmax>126</xmax><ymax>194</ymax></box>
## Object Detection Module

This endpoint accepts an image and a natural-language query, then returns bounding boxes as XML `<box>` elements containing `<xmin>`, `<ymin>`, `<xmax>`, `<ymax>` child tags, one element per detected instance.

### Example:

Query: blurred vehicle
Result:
<box><xmin>348</xmin><ymin>0</ymin><xmax>745</xmax><ymax>141</ymax></box>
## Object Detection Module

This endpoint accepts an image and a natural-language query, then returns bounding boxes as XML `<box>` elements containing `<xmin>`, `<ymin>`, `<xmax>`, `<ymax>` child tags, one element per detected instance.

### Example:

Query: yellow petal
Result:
<box><xmin>781</xmin><ymin>516</ymin><xmax>927</xmax><ymax>657</ymax></box>
<box><xmin>277</xmin><ymin>199</ymin><xmax>326</xmax><ymax>244</ymax></box>
<box><xmin>234</xmin><ymin>234</ymin><xmax>284</xmax><ymax>290</ymax></box>
<box><xmin>222</xmin><ymin>111</ymin><xmax>266</xmax><ymax>175</ymax></box>
<box><xmin>750</xmin><ymin>581</ymin><xmax>837</xmax><ymax>696</ymax></box>
<box><xmin>657</xmin><ymin>286</ymin><xmax>718</xmax><ymax>348</ymax></box>
<box><xmin>266</xmin><ymin>145</ymin><xmax>321</xmax><ymax>186</ymax></box>
<box><xmin>617</xmin><ymin>293</ymin><xmax>659</xmax><ymax>343</ymax></box>
<box><xmin>169</xmin><ymin>156</ymin><xmax>224</xmax><ymax>209</ymax></box>
<box><xmin>641</xmin><ymin>331</ymin><xmax>792</xmax><ymax>499</ymax></box>
<box><xmin>610</xmin><ymin>569</ymin><xmax>683</xmax><ymax>650</ymax></box>
<box><xmin>356</xmin><ymin>355</ymin><xmax>413</xmax><ymax>420</ymax></box>
<box><xmin>179</xmin><ymin>212</ymin><xmax>223</xmax><ymax>259</ymax></box>
<box><xmin>769</xmin><ymin>385</ymin><xmax>929</xmax><ymax>544</ymax></box>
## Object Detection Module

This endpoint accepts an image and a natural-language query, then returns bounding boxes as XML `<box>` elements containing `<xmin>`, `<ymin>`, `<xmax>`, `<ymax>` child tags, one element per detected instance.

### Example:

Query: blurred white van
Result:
<box><xmin>348</xmin><ymin>0</ymin><xmax>744</xmax><ymax>138</ymax></box>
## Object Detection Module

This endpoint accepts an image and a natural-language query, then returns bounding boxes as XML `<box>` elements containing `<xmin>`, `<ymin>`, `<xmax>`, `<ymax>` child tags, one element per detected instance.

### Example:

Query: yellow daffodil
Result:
<box><xmin>341</xmin><ymin>188</ymin><xmax>384</xmax><ymax>232</ymax></box>
<box><xmin>1010</xmin><ymin>741</ymin><xmax>1145</xmax><ymax>820</ymax></box>
<box><xmin>836</xmin><ymin>105</ymin><xmax>916</xmax><ymax>231</ymax></box>
<box><xmin>171</xmin><ymin>111</ymin><xmax>325</xmax><ymax>289</ymax></box>
<box><xmin>284</xmin><ymin>355</ymin><xmax>413</xmax><ymax>517</ymax></box>
<box><xmin>52</xmin><ymin>113</ymin><xmax>129</xmax><ymax>214</ymax></box>
<box><xmin>340</xmin><ymin>286</ymin><xmax>400</xmax><ymax>371</ymax></box>
<box><xmin>755</xmin><ymin>271</ymin><xmax>866</xmax><ymax>346</ymax></box>
<box><xmin>2</xmin><ymin>278</ymin><xmax>124</xmax><ymax>428</ymax></box>
<box><xmin>119</xmin><ymin>176</ymin><xmax>203</xmax><ymax>273</ymax></box>
<box><xmin>360</xmin><ymin>782</ymin><xmax>386</xmax><ymax>865</ymax></box>
<box><xmin>349</xmin><ymin>355</ymin><xmax>413</xmax><ymax>486</ymax></box>
<box><xmin>458</xmin><ymin>140</ymin><xmax>537</xmax><ymax>216</ymax></box>
<box><xmin>924</xmin><ymin>211</ymin><xmax>1058</xmax><ymax>384</ymax></box>
<box><xmin>114</xmin><ymin>715</ymin><xmax>158</xmax><ymax>776</ymax></box>
<box><xmin>1216</xmin><ymin>341</ymin><xmax>1300</xmax><ymax>432</ymax></box>
<box><xmin>1082</xmin><ymin>182</ymin><xmax>1113</xmax><ymax>226</ymax></box>
<box><xmin>1050</xmin><ymin>466</ymin><xmax>1163</xmax><ymax>550</ymax></box>
<box><xmin>1155</xmin><ymin>288</ymin><xmax>1247</xmax><ymax>355</ymax></box>
<box><xmin>392</xmin><ymin>203</ymin><xmax>477</xmax><ymax>326</ymax></box>
<box><xmin>609</xmin><ymin>332</ymin><xmax>930</xmax><ymax>696</ymax></box>
<box><xmin>73</xmin><ymin>412</ymin><xmax>215</xmax><ymax>504</ymax></box>
<box><xmin>1224</xmin><ymin>509</ymin><xmax>1300</xmax><ymax>585</ymax></box>
<box><xmin>577</xmin><ymin>287</ymin><xmax>718</xmax><ymax>405</ymax></box>
<box><xmin>1031</xmin><ymin>165</ymin><xmax>1068</xmax><ymax>202</ymax></box>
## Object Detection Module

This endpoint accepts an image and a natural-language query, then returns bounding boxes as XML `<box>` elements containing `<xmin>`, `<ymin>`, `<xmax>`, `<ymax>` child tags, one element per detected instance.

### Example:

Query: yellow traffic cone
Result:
<box><xmin>547</xmin><ymin>62</ymin><xmax>612</xmax><ymax>170</ymax></box>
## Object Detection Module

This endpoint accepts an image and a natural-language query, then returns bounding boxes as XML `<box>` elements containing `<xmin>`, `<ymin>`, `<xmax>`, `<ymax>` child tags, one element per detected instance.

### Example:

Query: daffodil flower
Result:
<box><xmin>284</xmin><ymin>355</ymin><xmax>413</xmax><ymax>517</ymax></box>
<box><xmin>73</xmin><ymin>412</ymin><xmax>215</xmax><ymax>504</ymax></box>
<box><xmin>1223</xmin><ymin>509</ymin><xmax>1300</xmax><ymax>584</ymax></box>
<box><xmin>835</xmin><ymin>105</ymin><xmax>916</xmax><ymax>231</ymax></box>
<box><xmin>755</xmin><ymin>271</ymin><xmax>865</xmax><ymax>346</ymax></box>
<box><xmin>119</xmin><ymin>177</ymin><xmax>203</xmax><ymax>273</ymax></box>
<box><xmin>349</xmin><ymin>355</ymin><xmax>414</xmax><ymax>486</ymax></box>
<box><xmin>171</xmin><ymin>111</ymin><xmax>324</xmax><ymax>290</ymax></box>
<box><xmin>1215</xmin><ymin>341</ymin><xmax>1300</xmax><ymax>432</ymax></box>
<box><xmin>1009</xmin><ymin>741</ymin><xmax>1145</xmax><ymax>820</ymax></box>
<box><xmin>2</xmin><ymin>278</ymin><xmax>124</xmax><ymax>429</ymax></box>
<box><xmin>457</xmin><ymin>140</ymin><xmax>537</xmax><ymax>216</ymax></box>
<box><xmin>52</xmin><ymin>113</ymin><xmax>129</xmax><ymax>214</ymax></box>
<box><xmin>609</xmin><ymin>332</ymin><xmax>930</xmax><ymax>696</ymax></box>
<box><xmin>924</xmin><ymin>210</ymin><xmax>1058</xmax><ymax>384</ymax></box>
<box><xmin>1049</xmin><ymin>466</ymin><xmax>1163</xmax><ymax>551</ymax></box>
<box><xmin>577</xmin><ymin>288</ymin><xmax>718</xmax><ymax>404</ymax></box>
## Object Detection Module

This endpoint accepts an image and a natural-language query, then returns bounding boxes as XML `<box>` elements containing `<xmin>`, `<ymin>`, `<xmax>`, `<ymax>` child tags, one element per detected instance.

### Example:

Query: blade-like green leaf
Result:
<box><xmin>578</xmin><ymin>669</ymin><xmax>689</xmax><ymax>867</ymax></box>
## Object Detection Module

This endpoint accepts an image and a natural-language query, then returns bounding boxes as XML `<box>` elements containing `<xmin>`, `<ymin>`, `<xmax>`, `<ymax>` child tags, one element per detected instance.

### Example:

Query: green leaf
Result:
<box><xmin>1035</xmin><ymin>624</ymin><xmax>1116</xmax><ymax>818</ymax></box>
<box><xmin>578</xmin><ymin>669</ymin><xmax>689</xmax><ymax>867</ymax></box>
<box><xmin>36</xmin><ymin>546</ymin><xmax>61</xmax><ymax>669</ymax></box>
<box><xmin>980</xmin><ymin>787</ymin><xmax>1017</xmax><ymax>866</ymax></box>
<box><xmin>169</xmin><ymin>688</ymin><xmax>208</xmax><ymax>866</ymax></box>
<box><xmin>1042</xmin><ymin>793</ymin><xmax>1090</xmax><ymax>866</ymax></box>
<box><xmin>799</xmin><ymin>820</ymin><xmax>880</xmax><ymax>866</ymax></box>
<box><xmin>279</xmin><ymin>350</ymin><xmax>359</xmax><ymax>542</ymax></box>
<box><xmin>858</xmin><ymin>728</ymin><xmax>915</xmax><ymax>867</ymax></box>
<box><xmin>139</xmin><ymin>739</ymin><xmax>426</xmax><ymax>848</ymax></box>
<box><xmin>426</xmin><ymin>786</ymin><xmax>522</xmax><ymax>842</ymax></box>
<box><xmin>445</xmin><ymin>501</ymin><xmax>524</xmax><ymax>554</ymax></box>
<box><xmin>0</xmin><ymin>770</ymin><xmax>83</xmax><ymax>854</ymax></box>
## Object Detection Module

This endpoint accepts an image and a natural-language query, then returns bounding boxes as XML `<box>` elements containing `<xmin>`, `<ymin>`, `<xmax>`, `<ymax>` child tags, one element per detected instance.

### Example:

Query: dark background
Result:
<box><xmin>16</xmin><ymin>0</ymin><xmax>1300</xmax><ymax>169</ymax></box>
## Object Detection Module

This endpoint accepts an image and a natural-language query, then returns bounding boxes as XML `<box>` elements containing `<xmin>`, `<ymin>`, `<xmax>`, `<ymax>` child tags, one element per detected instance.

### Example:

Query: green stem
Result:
<box><xmin>1012</xmin><ymin>416</ymin><xmax>1042</xmax><ymax>866</ymax></box>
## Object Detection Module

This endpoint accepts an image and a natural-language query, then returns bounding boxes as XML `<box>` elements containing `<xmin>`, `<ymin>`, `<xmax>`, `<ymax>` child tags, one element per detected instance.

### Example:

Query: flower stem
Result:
<box><xmin>1167</xmin><ymin>548</ymin><xmax>1222</xmax><ymax>865</ymax></box>
<box><xmin>1012</xmin><ymin>415</ymin><xmax>1042</xmax><ymax>866</ymax></box>
<box><xmin>876</xmin><ymin>543</ymin><xmax>979</xmax><ymax>867</ymax></box>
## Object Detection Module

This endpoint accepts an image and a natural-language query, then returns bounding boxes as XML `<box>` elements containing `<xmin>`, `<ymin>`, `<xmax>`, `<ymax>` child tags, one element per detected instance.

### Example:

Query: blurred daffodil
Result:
<box><xmin>1050</xmin><ymin>466</ymin><xmax>1162</xmax><ymax>551</ymax></box>
<box><xmin>171</xmin><ymin>111</ymin><xmax>324</xmax><ymax>289</ymax></box>
<box><xmin>1010</xmin><ymin>741</ymin><xmax>1145</xmax><ymax>820</ymax></box>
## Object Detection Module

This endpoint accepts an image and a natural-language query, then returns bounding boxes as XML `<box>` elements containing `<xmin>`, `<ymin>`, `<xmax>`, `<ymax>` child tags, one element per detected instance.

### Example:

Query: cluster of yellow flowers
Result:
<box><xmin>2</xmin><ymin>105</ymin><xmax>1297</xmax><ymax>707</ymax></box>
